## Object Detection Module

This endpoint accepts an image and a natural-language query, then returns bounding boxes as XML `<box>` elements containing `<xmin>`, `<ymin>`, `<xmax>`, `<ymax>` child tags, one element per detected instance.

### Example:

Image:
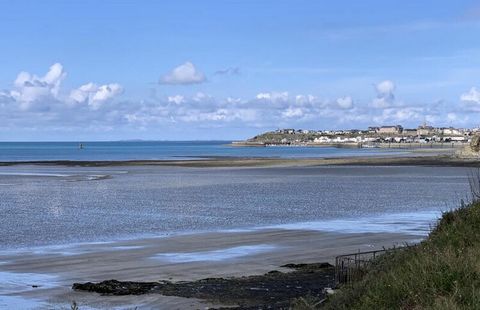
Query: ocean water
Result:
<box><xmin>0</xmin><ymin>165</ymin><xmax>471</xmax><ymax>249</ymax></box>
<box><xmin>0</xmin><ymin>141</ymin><xmax>405</xmax><ymax>161</ymax></box>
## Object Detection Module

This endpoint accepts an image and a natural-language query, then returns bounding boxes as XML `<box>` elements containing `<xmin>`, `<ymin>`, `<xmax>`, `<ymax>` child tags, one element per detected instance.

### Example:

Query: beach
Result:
<box><xmin>0</xmin><ymin>156</ymin><xmax>474</xmax><ymax>308</ymax></box>
<box><xmin>1</xmin><ymin>227</ymin><xmax>421</xmax><ymax>309</ymax></box>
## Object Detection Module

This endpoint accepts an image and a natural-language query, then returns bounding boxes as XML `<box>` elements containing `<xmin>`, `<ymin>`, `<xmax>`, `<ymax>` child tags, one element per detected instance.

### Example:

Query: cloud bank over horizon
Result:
<box><xmin>0</xmin><ymin>62</ymin><xmax>478</xmax><ymax>140</ymax></box>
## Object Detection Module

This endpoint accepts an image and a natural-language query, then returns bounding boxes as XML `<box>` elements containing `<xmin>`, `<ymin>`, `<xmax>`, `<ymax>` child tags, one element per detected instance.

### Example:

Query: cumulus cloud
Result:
<box><xmin>1</xmin><ymin>63</ymin><xmax>123</xmax><ymax>114</ymax></box>
<box><xmin>371</xmin><ymin>80</ymin><xmax>395</xmax><ymax>108</ymax></box>
<box><xmin>192</xmin><ymin>92</ymin><xmax>213</xmax><ymax>102</ymax></box>
<box><xmin>69</xmin><ymin>83</ymin><xmax>123</xmax><ymax>110</ymax></box>
<box><xmin>10</xmin><ymin>63</ymin><xmax>66</xmax><ymax>110</ymax></box>
<box><xmin>373</xmin><ymin>107</ymin><xmax>423</xmax><ymax>124</ymax></box>
<box><xmin>282</xmin><ymin>107</ymin><xmax>304</xmax><ymax>118</ymax></box>
<box><xmin>159</xmin><ymin>62</ymin><xmax>206</xmax><ymax>85</ymax></box>
<box><xmin>167</xmin><ymin>95</ymin><xmax>185</xmax><ymax>105</ymax></box>
<box><xmin>460</xmin><ymin>87</ymin><xmax>480</xmax><ymax>104</ymax></box>
<box><xmin>256</xmin><ymin>91</ymin><xmax>289</xmax><ymax>102</ymax></box>
<box><xmin>336</xmin><ymin>96</ymin><xmax>354</xmax><ymax>109</ymax></box>
<box><xmin>295</xmin><ymin>94</ymin><xmax>317</xmax><ymax>105</ymax></box>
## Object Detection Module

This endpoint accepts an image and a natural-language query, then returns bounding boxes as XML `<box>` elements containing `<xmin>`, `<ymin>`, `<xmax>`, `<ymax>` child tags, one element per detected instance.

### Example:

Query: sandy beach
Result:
<box><xmin>0</xmin><ymin>227</ymin><xmax>421</xmax><ymax>309</ymax></box>
<box><xmin>0</xmin><ymin>153</ymin><xmax>473</xmax><ymax>309</ymax></box>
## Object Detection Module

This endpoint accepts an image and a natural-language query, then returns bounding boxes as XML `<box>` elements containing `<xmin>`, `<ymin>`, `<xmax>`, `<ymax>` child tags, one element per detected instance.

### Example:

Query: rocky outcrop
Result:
<box><xmin>72</xmin><ymin>280</ymin><xmax>158</xmax><ymax>295</ymax></box>
<box><xmin>73</xmin><ymin>263</ymin><xmax>335</xmax><ymax>308</ymax></box>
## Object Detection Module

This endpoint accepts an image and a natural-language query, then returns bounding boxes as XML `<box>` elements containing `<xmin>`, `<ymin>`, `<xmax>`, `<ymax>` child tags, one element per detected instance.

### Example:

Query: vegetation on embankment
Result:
<box><xmin>322</xmin><ymin>200</ymin><xmax>480</xmax><ymax>309</ymax></box>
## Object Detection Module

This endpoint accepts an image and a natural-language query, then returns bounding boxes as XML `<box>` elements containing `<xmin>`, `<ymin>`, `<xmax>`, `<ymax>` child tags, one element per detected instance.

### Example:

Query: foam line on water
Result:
<box><xmin>266</xmin><ymin>210</ymin><xmax>443</xmax><ymax>236</ymax></box>
<box><xmin>2</xmin><ymin>241</ymin><xmax>115</xmax><ymax>256</ymax></box>
<box><xmin>153</xmin><ymin>244</ymin><xmax>278</xmax><ymax>262</ymax></box>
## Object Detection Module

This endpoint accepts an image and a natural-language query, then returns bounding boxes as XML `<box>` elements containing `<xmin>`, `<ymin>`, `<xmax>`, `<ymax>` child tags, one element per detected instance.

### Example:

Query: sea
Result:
<box><xmin>0</xmin><ymin>141</ymin><xmax>472</xmax><ymax>250</ymax></box>
<box><xmin>0</xmin><ymin>141</ymin><xmax>405</xmax><ymax>161</ymax></box>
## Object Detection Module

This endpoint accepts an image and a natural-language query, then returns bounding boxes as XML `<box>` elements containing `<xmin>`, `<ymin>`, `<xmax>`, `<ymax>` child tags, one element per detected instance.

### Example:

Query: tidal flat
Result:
<box><xmin>0</xmin><ymin>163</ymin><xmax>473</xmax><ymax>308</ymax></box>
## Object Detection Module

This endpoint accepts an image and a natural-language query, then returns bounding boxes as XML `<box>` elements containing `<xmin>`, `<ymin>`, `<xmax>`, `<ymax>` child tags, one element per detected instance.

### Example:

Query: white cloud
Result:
<box><xmin>447</xmin><ymin>112</ymin><xmax>458</xmax><ymax>121</ymax></box>
<box><xmin>336</xmin><ymin>96</ymin><xmax>354</xmax><ymax>109</ymax></box>
<box><xmin>42</xmin><ymin>63</ymin><xmax>65</xmax><ymax>97</ymax></box>
<box><xmin>225</xmin><ymin>97</ymin><xmax>242</xmax><ymax>104</ymax></box>
<box><xmin>3</xmin><ymin>63</ymin><xmax>123</xmax><ymax>112</ymax></box>
<box><xmin>10</xmin><ymin>63</ymin><xmax>66</xmax><ymax>110</ymax></box>
<box><xmin>160</xmin><ymin>62</ymin><xmax>206</xmax><ymax>85</ymax></box>
<box><xmin>375</xmin><ymin>80</ymin><xmax>395</xmax><ymax>95</ymax></box>
<box><xmin>373</xmin><ymin>107</ymin><xmax>423</xmax><ymax>124</ymax></box>
<box><xmin>460</xmin><ymin>87</ymin><xmax>480</xmax><ymax>104</ymax></box>
<box><xmin>295</xmin><ymin>94</ymin><xmax>317</xmax><ymax>105</ymax></box>
<box><xmin>69</xmin><ymin>83</ymin><xmax>123</xmax><ymax>110</ymax></box>
<box><xmin>91</xmin><ymin>84</ymin><xmax>123</xmax><ymax>107</ymax></box>
<box><xmin>175</xmin><ymin>107</ymin><xmax>257</xmax><ymax>123</ymax></box>
<box><xmin>371</xmin><ymin>80</ymin><xmax>395</xmax><ymax>108</ymax></box>
<box><xmin>282</xmin><ymin>107</ymin><xmax>304</xmax><ymax>118</ymax></box>
<box><xmin>167</xmin><ymin>95</ymin><xmax>185</xmax><ymax>105</ymax></box>
<box><xmin>192</xmin><ymin>92</ymin><xmax>211</xmax><ymax>102</ymax></box>
<box><xmin>69</xmin><ymin>82</ymin><xmax>97</xmax><ymax>103</ymax></box>
<box><xmin>256</xmin><ymin>91</ymin><xmax>289</xmax><ymax>102</ymax></box>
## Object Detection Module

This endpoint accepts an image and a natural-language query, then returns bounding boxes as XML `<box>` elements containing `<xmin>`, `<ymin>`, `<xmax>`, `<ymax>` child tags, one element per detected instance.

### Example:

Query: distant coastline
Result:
<box><xmin>234</xmin><ymin>125</ymin><xmax>477</xmax><ymax>149</ymax></box>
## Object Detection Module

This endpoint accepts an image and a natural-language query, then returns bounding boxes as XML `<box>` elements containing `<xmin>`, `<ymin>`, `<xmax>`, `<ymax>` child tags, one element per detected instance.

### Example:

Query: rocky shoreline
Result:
<box><xmin>72</xmin><ymin>263</ymin><xmax>335</xmax><ymax>309</ymax></box>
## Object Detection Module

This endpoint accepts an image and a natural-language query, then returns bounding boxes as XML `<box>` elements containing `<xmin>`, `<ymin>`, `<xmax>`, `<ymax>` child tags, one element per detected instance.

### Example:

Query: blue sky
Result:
<box><xmin>1</xmin><ymin>0</ymin><xmax>480</xmax><ymax>140</ymax></box>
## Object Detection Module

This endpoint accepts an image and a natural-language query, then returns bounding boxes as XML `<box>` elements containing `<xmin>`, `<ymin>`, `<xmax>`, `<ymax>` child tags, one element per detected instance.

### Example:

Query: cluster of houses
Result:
<box><xmin>271</xmin><ymin>124</ymin><xmax>478</xmax><ymax>146</ymax></box>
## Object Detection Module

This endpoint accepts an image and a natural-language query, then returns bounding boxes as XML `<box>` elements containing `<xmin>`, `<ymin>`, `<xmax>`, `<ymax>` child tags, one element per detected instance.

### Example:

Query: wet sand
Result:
<box><xmin>0</xmin><ymin>228</ymin><xmax>422</xmax><ymax>309</ymax></box>
<box><xmin>0</xmin><ymin>152</ymin><xmax>478</xmax><ymax>169</ymax></box>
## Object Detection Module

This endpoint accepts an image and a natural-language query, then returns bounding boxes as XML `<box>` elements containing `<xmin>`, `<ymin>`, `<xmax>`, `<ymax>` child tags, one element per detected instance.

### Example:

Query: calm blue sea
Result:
<box><xmin>0</xmin><ymin>165</ymin><xmax>471</xmax><ymax>249</ymax></box>
<box><xmin>0</xmin><ymin>141</ymin><xmax>404</xmax><ymax>161</ymax></box>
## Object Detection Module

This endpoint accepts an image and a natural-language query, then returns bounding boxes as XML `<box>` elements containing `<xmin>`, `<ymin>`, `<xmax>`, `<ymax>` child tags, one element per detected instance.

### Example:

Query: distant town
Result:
<box><xmin>236</xmin><ymin>124</ymin><xmax>480</xmax><ymax>148</ymax></box>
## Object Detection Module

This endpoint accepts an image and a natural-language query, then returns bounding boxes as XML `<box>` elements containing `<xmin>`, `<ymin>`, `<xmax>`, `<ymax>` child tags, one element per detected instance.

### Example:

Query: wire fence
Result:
<box><xmin>334</xmin><ymin>246</ymin><xmax>406</xmax><ymax>286</ymax></box>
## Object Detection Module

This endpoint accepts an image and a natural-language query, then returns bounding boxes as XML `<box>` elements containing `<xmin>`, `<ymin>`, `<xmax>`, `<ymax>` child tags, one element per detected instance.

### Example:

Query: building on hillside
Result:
<box><xmin>402</xmin><ymin>129</ymin><xmax>417</xmax><ymax>136</ymax></box>
<box><xmin>297</xmin><ymin>129</ymin><xmax>310</xmax><ymax>134</ymax></box>
<box><xmin>417</xmin><ymin>124</ymin><xmax>435</xmax><ymax>136</ymax></box>
<box><xmin>277</xmin><ymin>129</ymin><xmax>295</xmax><ymax>134</ymax></box>
<box><xmin>441</xmin><ymin>127</ymin><xmax>462</xmax><ymax>135</ymax></box>
<box><xmin>368</xmin><ymin>126</ymin><xmax>379</xmax><ymax>133</ymax></box>
<box><xmin>378</xmin><ymin>125</ymin><xmax>403</xmax><ymax>134</ymax></box>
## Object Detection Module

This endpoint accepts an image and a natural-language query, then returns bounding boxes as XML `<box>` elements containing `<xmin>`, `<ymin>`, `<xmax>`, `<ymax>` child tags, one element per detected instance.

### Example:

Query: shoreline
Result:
<box><xmin>0</xmin><ymin>227</ymin><xmax>423</xmax><ymax>309</ymax></box>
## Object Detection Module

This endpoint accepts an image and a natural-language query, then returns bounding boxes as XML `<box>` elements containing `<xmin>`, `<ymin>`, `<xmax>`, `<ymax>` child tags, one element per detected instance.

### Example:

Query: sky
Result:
<box><xmin>1</xmin><ymin>0</ymin><xmax>480</xmax><ymax>141</ymax></box>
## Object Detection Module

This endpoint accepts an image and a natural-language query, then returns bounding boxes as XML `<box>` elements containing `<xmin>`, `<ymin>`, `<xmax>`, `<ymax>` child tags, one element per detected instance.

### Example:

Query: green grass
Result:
<box><xmin>320</xmin><ymin>201</ymin><xmax>480</xmax><ymax>310</ymax></box>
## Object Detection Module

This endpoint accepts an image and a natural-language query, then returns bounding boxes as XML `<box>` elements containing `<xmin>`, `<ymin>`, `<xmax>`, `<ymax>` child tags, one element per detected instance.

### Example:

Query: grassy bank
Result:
<box><xmin>321</xmin><ymin>201</ymin><xmax>480</xmax><ymax>309</ymax></box>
